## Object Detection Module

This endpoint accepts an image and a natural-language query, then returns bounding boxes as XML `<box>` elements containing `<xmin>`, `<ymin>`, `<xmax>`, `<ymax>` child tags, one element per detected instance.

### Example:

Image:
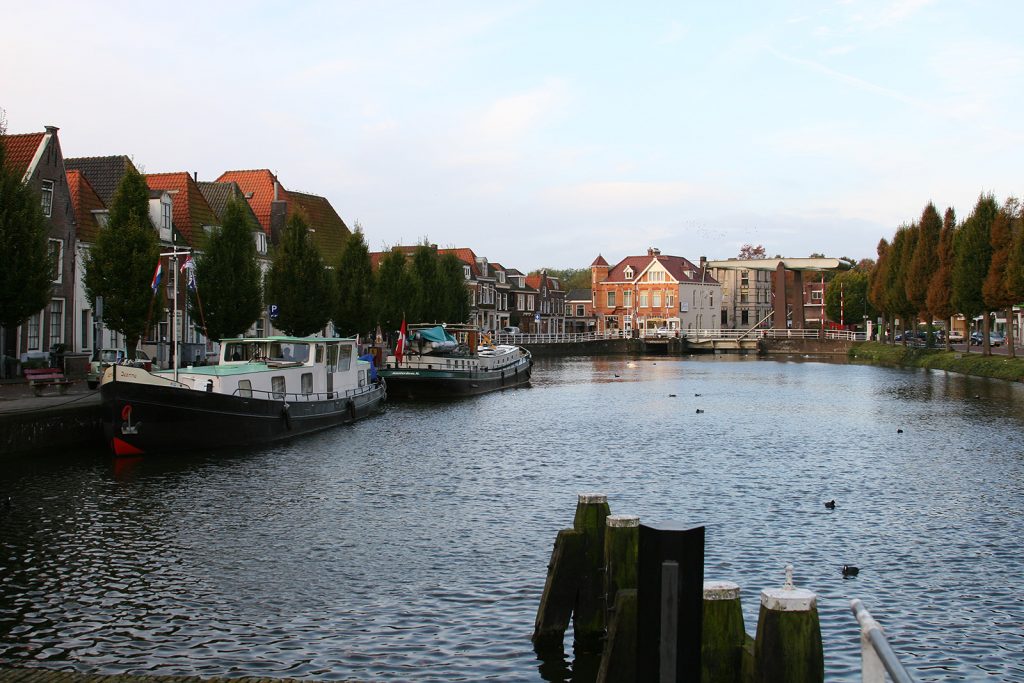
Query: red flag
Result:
<box><xmin>395</xmin><ymin>318</ymin><xmax>407</xmax><ymax>365</ymax></box>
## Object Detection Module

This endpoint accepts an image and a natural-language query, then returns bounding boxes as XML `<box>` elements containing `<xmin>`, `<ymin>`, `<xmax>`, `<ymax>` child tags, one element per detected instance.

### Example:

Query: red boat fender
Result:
<box><xmin>112</xmin><ymin>437</ymin><xmax>144</xmax><ymax>456</ymax></box>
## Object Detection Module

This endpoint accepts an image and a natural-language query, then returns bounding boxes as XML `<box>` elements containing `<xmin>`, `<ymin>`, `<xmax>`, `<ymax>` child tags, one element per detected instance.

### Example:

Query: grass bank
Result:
<box><xmin>849</xmin><ymin>341</ymin><xmax>1024</xmax><ymax>382</ymax></box>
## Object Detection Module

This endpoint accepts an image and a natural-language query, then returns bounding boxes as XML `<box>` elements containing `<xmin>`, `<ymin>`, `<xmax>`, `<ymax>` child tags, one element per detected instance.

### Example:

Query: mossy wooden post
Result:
<box><xmin>573</xmin><ymin>492</ymin><xmax>611</xmax><ymax>649</ymax></box>
<box><xmin>604</xmin><ymin>514</ymin><xmax>639</xmax><ymax>620</ymax></box>
<box><xmin>597</xmin><ymin>515</ymin><xmax>640</xmax><ymax>683</ymax></box>
<box><xmin>533</xmin><ymin>528</ymin><xmax>585</xmax><ymax>650</ymax></box>
<box><xmin>702</xmin><ymin>580</ymin><xmax>746</xmax><ymax>683</ymax></box>
<box><xmin>753</xmin><ymin>565</ymin><xmax>823</xmax><ymax>683</ymax></box>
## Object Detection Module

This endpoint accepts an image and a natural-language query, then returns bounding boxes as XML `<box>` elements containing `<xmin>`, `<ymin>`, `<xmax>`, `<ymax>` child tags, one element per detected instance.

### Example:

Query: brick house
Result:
<box><xmin>591</xmin><ymin>248</ymin><xmax>720</xmax><ymax>334</ymax></box>
<box><xmin>565</xmin><ymin>288</ymin><xmax>596</xmax><ymax>333</ymax></box>
<box><xmin>525</xmin><ymin>271</ymin><xmax>565</xmax><ymax>334</ymax></box>
<box><xmin>2</xmin><ymin>126</ymin><xmax>77</xmax><ymax>366</ymax></box>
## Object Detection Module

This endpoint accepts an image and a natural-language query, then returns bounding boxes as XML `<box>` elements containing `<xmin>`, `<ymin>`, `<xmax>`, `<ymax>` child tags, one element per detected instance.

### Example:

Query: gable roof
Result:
<box><xmin>288</xmin><ymin>190</ymin><xmax>350</xmax><ymax>262</ymax></box>
<box><xmin>66</xmin><ymin>170</ymin><xmax>106</xmax><ymax>242</ymax></box>
<box><xmin>605</xmin><ymin>254</ymin><xmax>719</xmax><ymax>285</ymax></box>
<box><xmin>591</xmin><ymin>254</ymin><xmax>609</xmax><ymax>267</ymax></box>
<box><xmin>214</xmin><ymin>169</ymin><xmax>282</xmax><ymax>234</ymax></box>
<box><xmin>566</xmin><ymin>288</ymin><xmax>592</xmax><ymax>302</ymax></box>
<box><xmin>1</xmin><ymin>132</ymin><xmax>45</xmax><ymax>179</ymax></box>
<box><xmin>438</xmin><ymin>248</ymin><xmax>481</xmax><ymax>277</ymax></box>
<box><xmin>146</xmin><ymin>172</ymin><xmax>220</xmax><ymax>250</ymax></box>
<box><xmin>64</xmin><ymin>155</ymin><xmax>139</xmax><ymax>207</ymax></box>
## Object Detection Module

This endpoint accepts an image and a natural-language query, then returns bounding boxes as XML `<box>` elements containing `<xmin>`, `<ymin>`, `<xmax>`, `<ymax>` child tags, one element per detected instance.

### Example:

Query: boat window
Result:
<box><xmin>225</xmin><ymin>343</ymin><xmax>246</xmax><ymax>362</ymax></box>
<box><xmin>272</xmin><ymin>376</ymin><xmax>286</xmax><ymax>399</ymax></box>
<box><xmin>271</xmin><ymin>343</ymin><xmax>309</xmax><ymax>362</ymax></box>
<box><xmin>238</xmin><ymin>379</ymin><xmax>252</xmax><ymax>398</ymax></box>
<box><xmin>301</xmin><ymin>372</ymin><xmax>313</xmax><ymax>394</ymax></box>
<box><xmin>337</xmin><ymin>344</ymin><xmax>352</xmax><ymax>371</ymax></box>
<box><xmin>359</xmin><ymin>370</ymin><xmax>366</xmax><ymax>387</ymax></box>
<box><xmin>327</xmin><ymin>344</ymin><xmax>339</xmax><ymax>371</ymax></box>
<box><xmin>315</xmin><ymin>345</ymin><xmax>324</xmax><ymax>363</ymax></box>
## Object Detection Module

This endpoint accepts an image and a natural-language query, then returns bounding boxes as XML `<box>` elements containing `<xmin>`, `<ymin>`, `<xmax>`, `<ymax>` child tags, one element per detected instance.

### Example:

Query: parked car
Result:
<box><xmin>654</xmin><ymin>327</ymin><xmax>672</xmax><ymax>337</ymax></box>
<box><xmin>989</xmin><ymin>332</ymin><xmax>1005</xmax><ymax>346</ymax></box>
<box><xmin>501</xmin><ymin>326</ymin><xmax>521</xmax><ymax>335</ymax></box>
<box><xmin>948</xmin><ymin>330</ymin><xmax>965</xmax><ymax>343</ymax></box>
<box><xmin>87</xmin><ymin>348</ymin><xmax>152</xmax><ymax>389</ymax></box>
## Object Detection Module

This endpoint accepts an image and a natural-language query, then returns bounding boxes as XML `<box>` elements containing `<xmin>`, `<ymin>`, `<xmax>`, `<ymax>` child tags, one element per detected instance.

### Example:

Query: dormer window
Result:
<box><xmin>254</xmin><ymin>231</ymin><xmax>268</xmax><ymax>255</ymax></box>
<box><xmin>497</xmin><ymin>271</ymin><xmax>505</xmax><ymax>283</ymax></box>
<box><xmin>624</xmin><ymin>266</ymin><xmax>634</xmax><ymax>279</ymax></box>
<box><xmin>160</xmin><ymin>199</ymin><xmax>172</xmax><ymax>240</ymax></box>
<box><xmin>463</xmin><ymin>265</ymin><xmax>471</xmax><ymax>280</ymax></box>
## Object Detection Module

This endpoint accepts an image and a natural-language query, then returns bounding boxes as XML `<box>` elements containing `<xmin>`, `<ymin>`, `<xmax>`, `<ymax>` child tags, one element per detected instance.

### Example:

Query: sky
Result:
<box><xmin>3</xmin><ymin>0</ymin><xmax>1022</xmax><ymax>272</ymax></box>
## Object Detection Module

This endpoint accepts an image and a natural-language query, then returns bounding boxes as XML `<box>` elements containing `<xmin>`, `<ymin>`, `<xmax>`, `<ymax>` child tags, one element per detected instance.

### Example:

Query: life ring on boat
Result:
<box><xmin>281</xmin><ymin>402</ymin><xmax>292</xmax><ymax>430</ymax></box>
<box><xmin>347</xmin><ymin>400</ymin><xmax>356</xmax><ymax>420</ymax></box>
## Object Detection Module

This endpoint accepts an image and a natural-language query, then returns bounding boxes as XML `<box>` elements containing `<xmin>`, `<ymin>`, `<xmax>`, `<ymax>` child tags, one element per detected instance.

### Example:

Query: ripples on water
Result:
<box><xmin>1</xmin><ymin>355</ymin><xmax>1023</xmax><ymax>681</ymax></box>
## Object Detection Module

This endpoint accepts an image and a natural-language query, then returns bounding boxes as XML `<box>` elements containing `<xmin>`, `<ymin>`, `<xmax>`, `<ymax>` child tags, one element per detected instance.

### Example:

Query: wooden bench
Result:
<box><xmin>24</xmin><ymin>368</ymin><xmax>74</xmax><ymax>396</ymax></box>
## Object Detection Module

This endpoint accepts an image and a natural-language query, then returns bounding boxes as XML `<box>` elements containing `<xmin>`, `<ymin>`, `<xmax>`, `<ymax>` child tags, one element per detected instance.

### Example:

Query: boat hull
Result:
<box><xmin>380</xmin><ymin>355</ymin><xmax>531</xmax><ymax>400</ymax></box>
<box><xmin>101</xmin><ymin>379</ymin><xmax>386</xmax><ymax>455</ymax></box>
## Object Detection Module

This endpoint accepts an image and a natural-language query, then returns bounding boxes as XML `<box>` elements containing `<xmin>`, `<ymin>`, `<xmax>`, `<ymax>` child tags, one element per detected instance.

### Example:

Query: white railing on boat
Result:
<box><xmin>232</xmin><ymin>384</ymin><xmax>382</xmax><ymax>402</ymax></box>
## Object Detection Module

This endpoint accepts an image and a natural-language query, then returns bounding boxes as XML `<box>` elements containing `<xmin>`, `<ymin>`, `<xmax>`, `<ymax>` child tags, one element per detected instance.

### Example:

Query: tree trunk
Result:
<box><xmin>982</xmin><ymin>312</ymin><xmax>991</xmax><ymax>357</ymax></box>
<box><xmin>0</xmin><ymin>326</ymin><xmax>6</xmax><ymax>380</ymax></box>
<box><xmin>1005</xmin><ymin>307</ymin><xmax>1015</xmax><ymax>359</ymax></box>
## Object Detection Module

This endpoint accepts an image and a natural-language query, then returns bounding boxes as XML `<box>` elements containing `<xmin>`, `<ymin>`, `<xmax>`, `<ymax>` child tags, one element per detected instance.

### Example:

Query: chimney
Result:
<box><xmin>700</xmin><ymin>256</ymin><xmax>707</xmax><ymax>269</ymax></box>
<box><xmin>193</xmin><ymin>171</ymin><xmax>198</xmax><ymax>182</ymax></box>
<box><xmin>45</xmin><ymin>125</ymin><xmax>59</xmax><ymax>134</ymax></box>
<box><xmin>273</xmin><ymin>180</ymin><xmax>279</xmax><ymax>201</ymax></box>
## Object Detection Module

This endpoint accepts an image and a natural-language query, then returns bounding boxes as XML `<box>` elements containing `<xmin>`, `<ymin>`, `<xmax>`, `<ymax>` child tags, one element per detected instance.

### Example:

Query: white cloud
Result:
<box><xmin>542</xmin><ymin>181</ymin><xmax>710</xmax><ymax>211</ymax></box>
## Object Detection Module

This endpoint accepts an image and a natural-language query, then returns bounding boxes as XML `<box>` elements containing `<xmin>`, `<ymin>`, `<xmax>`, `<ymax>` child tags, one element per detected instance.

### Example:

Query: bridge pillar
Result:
<box><xmin>790</xmin><ymin>270</ymin><xmax>805</xmax><ymax>330</ymax></box>
<box><xmin>773</xmin><ymin>264</ymin><xmax>787</xmax><ymax>330</ymax></box>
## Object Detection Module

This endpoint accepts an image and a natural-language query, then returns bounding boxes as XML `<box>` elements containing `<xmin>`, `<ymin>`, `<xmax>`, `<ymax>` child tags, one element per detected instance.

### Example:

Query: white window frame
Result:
<box><xmin>623</xmin><ymin>290</ymin><xmax>632</xmax><ymax>308</ymax></box>
<box><xmin>606</xmin><ymin>291</ymin><xmax>616</xmax><ymax>308</ymax></box>
<box><xmin>40</xmin><ymin>180</ymin><xmax>54</xmax><ymax>217</ymax></box>
<box><xmin>27</xmin><ymin>311</ymin><xmax>42</xmax><ymax>351</ymax></box>
<box><xmin>49</xmin><ymin>298</ymin><xmax>65</xmax><ymax>349</ymax></box>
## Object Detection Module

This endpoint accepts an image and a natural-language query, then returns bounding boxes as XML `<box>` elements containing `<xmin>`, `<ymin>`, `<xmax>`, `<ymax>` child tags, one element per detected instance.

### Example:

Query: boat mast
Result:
<box><xmin>160</xmin><ymin>244</ymin><xmax>192</xmax><ymax>383</ymax></box>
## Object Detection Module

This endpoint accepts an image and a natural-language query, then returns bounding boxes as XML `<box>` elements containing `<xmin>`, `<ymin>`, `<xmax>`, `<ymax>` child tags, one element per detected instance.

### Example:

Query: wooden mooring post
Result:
<box><xmin>702</xmin><ymin>580</ymin><xmax>748</xmax><ymax>683</ymax></box>
<box><xmin>533</xmin><ymin>493</ymin><xmax>610</xmax><ymax>651</ymax></box>
<box><xmin>597</xmin><ymin>514</ymin><xmax>640</xmax><ymax>683</ymax></box>
<box><xmin>753</xmin><ymin>565</ymin><xmax>823</xmax><ymax>683</ymax></box>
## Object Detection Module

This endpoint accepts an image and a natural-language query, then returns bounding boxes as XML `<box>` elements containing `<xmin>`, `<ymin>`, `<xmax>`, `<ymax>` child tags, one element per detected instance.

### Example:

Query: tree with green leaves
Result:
<box><xmin>824</xmin><ymin>270</ymin><xmax>874</xmax><ymax>328</ymax></box>
<box><xmin>868</xmin><ymin>239</ymin><xmax>891</xmax><ymax>342</ymax></box>
<box><xmin>192</xmin><ymin>198</ymin><xmax>263</xmax><ymax>341</ymax></box>
<box><xmin>264</xmin><ymin>213</ymin><xmax>333</xmax><ymax>336</ymax></box>
<box><xmin>983</xmin><ymin>206</ymin><xmax>1014</xmax><ymax>357</ymax></box>
<box><xmin>374</xmin><ymin>249</ymin><xmax>409</xmax><ymax>334</ymax></box>
<box><xmin>0</xmin><ymin>115</ymin><xmax>54</xmax><ymax>377</ymax></box>
<box><xmin>907</xmin><ymin>203</ymin><xmax>942</xmax><ymax>344</ymax></box>
<box><xmin>84</xmin><ymin>166</ymin><xmax>162</xmax><ymax>358</ymax></box>
<box><xmin>436</xmin><ymin>252</ymin><xmax>470</xmax><ymax>324</ymax></box>
<box><xmin>408</xmin><ymin>244</ymin><xmax>438</xmax><ymax>323</ymax></box>
<box><xmin>332</xmin><ymin>224</ymin><xmax>375</xmax><ymax>337</ymax></box>
<box><xmin>926</xmin><ymin>208</ymin><xmax>957</xmax><ymax>350</ymax></box>
<box><xmin>886</xmin><ymin>225</ymin><xmax>917</xmax><ymax>344</ymax></box>
<box><xmin>534</xmin><ymin>267</ymin><xmax>590</xmax><ymax>291</ymax></box>
<box><xmin>953</xmin><ymin>195</ymin><xmax>998</xmax><ymax>355</ymax></box>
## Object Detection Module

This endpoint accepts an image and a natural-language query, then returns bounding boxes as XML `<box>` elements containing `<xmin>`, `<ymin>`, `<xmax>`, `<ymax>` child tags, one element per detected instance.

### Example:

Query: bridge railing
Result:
<box><xmin>493</xmin><ymin>328</ymin><xmax>868</xmax><ymax>344</ymax></box>
<box><xmin>850</xmin><ymin>599</ymin><xmax>915</xmax><ymax>683</ymax></box>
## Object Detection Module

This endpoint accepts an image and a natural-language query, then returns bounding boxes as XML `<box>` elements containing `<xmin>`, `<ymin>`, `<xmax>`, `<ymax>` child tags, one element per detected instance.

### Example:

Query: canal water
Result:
<box><xmin>1</xmin><ymin>355</ymin><xmax>1023</xmax><ymax>681</ymax></box>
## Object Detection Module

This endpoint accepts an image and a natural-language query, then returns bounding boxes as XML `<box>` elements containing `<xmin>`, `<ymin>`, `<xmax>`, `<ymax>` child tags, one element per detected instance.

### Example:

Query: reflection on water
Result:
<box><xmin>2</xmin><ymin>356</ymin><xmax>1023</xmax><ymax>681</ymax></box>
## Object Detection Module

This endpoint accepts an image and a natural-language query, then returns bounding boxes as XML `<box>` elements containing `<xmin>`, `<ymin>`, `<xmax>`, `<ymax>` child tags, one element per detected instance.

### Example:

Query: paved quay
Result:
<box><xmin>0</xmin><ymin>378</ymin><xmax>103</xmax><ymax>454</ymax></box>
<box><xmin>0</xmin><ymin>669</ymin><xmax>354</xmax><ymax>682</ymax></box>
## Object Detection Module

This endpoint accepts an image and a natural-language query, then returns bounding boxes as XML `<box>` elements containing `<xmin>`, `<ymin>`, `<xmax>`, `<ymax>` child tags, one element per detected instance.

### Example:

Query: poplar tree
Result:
<box><xmin>436</xmin><ymin>252</ymin><xmax>470</xmax><ymax>324</ymax></box>
<box><xmin>907</xmin><ymin>203</ymin><xmax>941</xmax><ymax>344</ymax></box>
<box><xmin>953</xmin><ymin>195</ymin><xmax>998</xmax><ymax>355</ymax></box>
<box><xmin>886</xmin><ymin>226</ymin><xmax>917</xmax><ymax>344</ymax></box>
<box><xmin>84</xmin><ymin>166</ymin><xmax>162</xmax><ymax>358</ymax></box>
<box><xmin>0</xmin><ymin>116</ymin><xmax>54</xmax><ymax>377</ymax></box>
<box><xmin>868</xmin><ymin>239</ymin><xmax>890</xmax><ymax>342</ymax></box>
<box><xmin>333</xmin><ymin>224</ymin><xmax>375</xmax><ymax>337</ymax></box>
<box><xmin>374</xmin><ymin>249</ymin><xmax>409</xmax><ymax>334</ymax></box>
<box><xmin>409</xmin><ymin>244</ymin><xmax>438</xmax><ymax>323</ymax></box>
<box><xmin>926</xmin><ymin>208</ymin><xmax>957</xmax><ymax>350</ymax></box>
<box><xmin>193</xmin><ymin>198</ymin><xmax>263</xmax><ymax>341</ymax></box>
<box><xmin>264</xmin><ymin>213</ymin><xmax>332</xmax><ymax>336</ymax></box>
<box><xmin>983</xmin><ymin>206</ymin><xmax>1015</xmax><ymax>357</ymax></box>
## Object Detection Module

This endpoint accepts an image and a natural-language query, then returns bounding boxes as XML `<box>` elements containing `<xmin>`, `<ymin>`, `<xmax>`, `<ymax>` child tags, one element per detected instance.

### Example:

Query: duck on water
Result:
<box><xmin>100</xmin><ymin>335</ymin><xmax>386</xmax><ymax>456</ymax></box>
<box><xmin>379</xmin><ymin>324</ymin><xmax>532</xmax><ymax>400</ymax></box>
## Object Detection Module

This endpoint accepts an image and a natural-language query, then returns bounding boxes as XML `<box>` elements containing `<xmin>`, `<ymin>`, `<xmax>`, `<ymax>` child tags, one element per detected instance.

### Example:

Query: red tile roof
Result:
<box><xmin>591</xmin><ymin>254</ymin><xmax>609</xmax><ymax>267</ymax></box>
<box><xmin>146</xmin><ymin>172</ymin><xmax>220</xmax><ymax>250</ymax></box>
<box><xmin>215</xmin><ymin>169</ymin><xmax>282</xmax><ymax>234</ymax></box>
<box><xmin>604</xmin><ymin>254</ymin><xmax>718</xmax><ymax>284</ymax></box>
<box><xmin>2</xmin><ymin>132</ymin><xmax>45</xmax><ymax>178</ymax></box>
<box><xmin>437</xmin><ymin>248</ymin><xmax>481</xmax><ymax>277</ymax></box>
<box><xmin>66</xmin><ymin>170</ymin><xmax>106</xmax><ymax>242</ymax></box>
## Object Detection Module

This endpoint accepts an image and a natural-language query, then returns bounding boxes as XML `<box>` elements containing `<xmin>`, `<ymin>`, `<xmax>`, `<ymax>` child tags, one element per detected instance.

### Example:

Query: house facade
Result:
<box><xmin>709</xmin><ymin>259</ymin><xmax>774</xmax><ymax>329</ymax></box>
<box><xmin>2</xmin><ymin>126</ymin><xmax>77</xmax><ymax>365</ymax></box>
<box><xmin>564</xmin><ymin>289</ymin><xmax>596</xmax><ymax>333</ymax></box>
<box><xmin>525</xmin><ymin>271</ymin><xmax>565</xmax><ymax>334</ymax></box>
<box><xmin>591</xmin><ymin>248</ymin><xmax>721</xmax><ymax>334</ymax></box>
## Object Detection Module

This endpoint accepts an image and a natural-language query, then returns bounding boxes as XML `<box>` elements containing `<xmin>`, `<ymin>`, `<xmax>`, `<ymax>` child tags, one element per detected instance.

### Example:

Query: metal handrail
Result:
<box><xmin>230</xmin><ymin>383</ymin><xmax>381</xmax><ymax>402</ymax></box>
<box><xmin>850</xmin><ymin>599</ymin><xmax>915</xmax><ymax>683</ymax></box>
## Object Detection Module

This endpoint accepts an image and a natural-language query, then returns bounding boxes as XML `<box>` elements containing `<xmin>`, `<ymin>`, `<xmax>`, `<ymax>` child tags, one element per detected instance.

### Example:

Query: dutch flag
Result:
<box><xmin>151</xmin><ymin>261</ymin><xmax>163</xmax><ymax>292</ymax></box>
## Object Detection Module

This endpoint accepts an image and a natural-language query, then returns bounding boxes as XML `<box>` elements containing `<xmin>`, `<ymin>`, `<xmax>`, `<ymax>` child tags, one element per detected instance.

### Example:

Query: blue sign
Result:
<box><xmin>269</xmin><ymin>304</ymin><xmax>279</xmax><ymax>319</ymax></box>
<box><xmin>534</xmin><ymin>312</ymin><xmax>541</xmax><ymax>322</ymax></box>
